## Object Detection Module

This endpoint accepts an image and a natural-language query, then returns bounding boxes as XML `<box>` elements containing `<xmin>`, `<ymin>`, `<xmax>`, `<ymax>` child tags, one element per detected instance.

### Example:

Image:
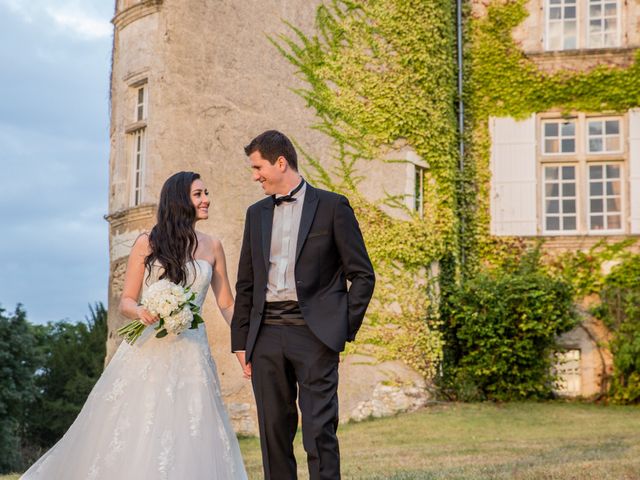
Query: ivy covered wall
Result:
<box><xmin>276</xmin><ymin>0</ymin><xmax>640</xmax><ymax>392</ymax></box>
<box><xmin>464</xmin><ymin>0</ymin><xmax>640</xmax><ymax>265</ymax></box>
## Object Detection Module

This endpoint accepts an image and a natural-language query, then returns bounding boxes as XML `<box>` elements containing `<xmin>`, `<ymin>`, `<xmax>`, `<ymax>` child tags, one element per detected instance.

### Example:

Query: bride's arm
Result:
<box><xmin>118</xmin><ymin>234</ymin><xmax>158</xmax><ymax>325</ymax></box>
<box><xmin>210</xmin><ymin>238</ymin><xmax>234</xmax><ymax>326</ymax></box>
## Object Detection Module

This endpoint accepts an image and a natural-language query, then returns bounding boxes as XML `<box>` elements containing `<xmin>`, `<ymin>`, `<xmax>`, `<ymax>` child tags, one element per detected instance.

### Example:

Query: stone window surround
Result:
<box><xmin>537</xmin><ymin>112</ymin><xmax>628</xmax><ymax>236</ymax></box>
<box><xmin>543</xmin><ymin>0</ymin><xmax>623</xmax><ymax>52</ymax></box>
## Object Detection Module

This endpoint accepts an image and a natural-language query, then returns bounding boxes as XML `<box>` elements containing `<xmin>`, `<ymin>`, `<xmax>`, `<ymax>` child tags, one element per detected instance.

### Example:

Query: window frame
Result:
<box><xmin>542</xmin><ymin>118</ymin><xmax>578</xmax><ymax>156</ymax></box>
<box><xmin>586</xmin><ymin>0</ymin><xmax>622</xmax><ymax>49</ymax></box>
<box><xmin>543</xmin><ymin>0</ymin><xmax>622</xmax><ymax>51</ymax></box>
<box><xmin>542</xmin><ymin>163</ymin><xmax>580</xmax><ymax>235</ymax></box>
<box><xmin>125</xmin><ymin>77</ymin><xmax>149</xmax><ymax>208</ymax></box>
<box><xmin>587</xmin><ymin>161</ymin><xmax>624</xmax><ymax>234</ymax></box>
<box><xmin>537</xmin><ymin>112</ymin><xmax>627</xmax><ymax>236</ymax></box>
<box><xmin>586</xmin><ymin>116</ymin><xmax>623</xmax><ymax>155</ymax></box>
<box><xmin>135</xmin><ymin>85</ymin><xmax>147</xmax><ymax>122</ymax></box>
<box><xmin>545</xmin><ymin>0</ymin><xmax>579</xmax><ymax>51</ymax></box>
<box><xmin>130</xmin><ymin>128</ymin><xmax>146</xmax><ymax>207</ymax></box>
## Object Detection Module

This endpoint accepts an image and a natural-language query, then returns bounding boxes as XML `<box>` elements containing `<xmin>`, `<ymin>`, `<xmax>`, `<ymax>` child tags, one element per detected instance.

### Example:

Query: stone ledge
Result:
<box><xmin>537</xmin><ymin>234</ymin><xmax>640</xmax><ymax>252</ymax></box>
<box><xmin>113</xmin><ymin>0</ymin><xmax>162</xmax><ymax>31</ymax></box>
<box><xmin>524</xmin><ymin>47</ymin><xmax>639</xmax><ymax>73</ymax></box>
<box><xmin>105</xmin><ymin>203</ymin><xmax>156</xmax><ymax>230</ymax></box>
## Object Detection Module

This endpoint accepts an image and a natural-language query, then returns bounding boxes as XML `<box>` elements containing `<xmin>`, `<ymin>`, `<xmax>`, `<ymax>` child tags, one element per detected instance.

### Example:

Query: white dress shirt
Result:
<box><xmin>266</xmin><ymin>180</ymin><xmax>306</xmax><ymax>302</ymax></box>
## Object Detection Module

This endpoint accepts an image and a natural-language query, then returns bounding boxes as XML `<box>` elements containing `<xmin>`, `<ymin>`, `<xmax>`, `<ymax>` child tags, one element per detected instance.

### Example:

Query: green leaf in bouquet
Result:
<box><xmin>155</xmin><ymin>329</ymin><xmax>168</xmax><ymax>339</ymax></box>
<box><xmin>154</xmin><ymin>318</ymin><xmax>165</xmax><ymax>331</ymax></box>
<box><xmin>190</xmin><ymin>313</ymin><xmax>204</xmax><ymax>329</ymax></box>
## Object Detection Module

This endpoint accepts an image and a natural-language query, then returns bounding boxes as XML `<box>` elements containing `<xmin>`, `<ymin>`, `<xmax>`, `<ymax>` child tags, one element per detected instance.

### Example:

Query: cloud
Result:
<box><xmin>0</xmin><ymin>0</ymin><xmax>113</xmax><ymax>40</ymax></box>
<box><xmin>46</xmin><ymin>8</ymin><xmax>113</xmax><ymax>40</ymax></box>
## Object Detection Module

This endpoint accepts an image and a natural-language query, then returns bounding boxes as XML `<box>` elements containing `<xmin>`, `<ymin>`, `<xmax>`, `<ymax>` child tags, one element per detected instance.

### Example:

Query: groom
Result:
<box><xmin>231</xmin><ymin>130</ymin><xmax>375</xmax><ymax>480</ymax></box>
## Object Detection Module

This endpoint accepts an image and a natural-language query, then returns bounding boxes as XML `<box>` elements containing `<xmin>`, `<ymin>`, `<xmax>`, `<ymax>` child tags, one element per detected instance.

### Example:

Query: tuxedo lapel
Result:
<box><xmin>261</xmin><ymin>201</ymin><xmax>274</xmax><ymax>273</ymax></box>
<box><xmin>296</xmin><ymin>185</ymin><xmax>319</xmax><ymax>263</ymax></box>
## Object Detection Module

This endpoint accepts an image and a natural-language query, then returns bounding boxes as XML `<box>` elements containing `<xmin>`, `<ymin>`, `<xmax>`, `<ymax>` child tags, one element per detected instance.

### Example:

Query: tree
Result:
<box><xmin>0</xmin><ymin>305</ymin><xmax>40</xmax><ymax>473</ymax></box>
<box><xmin>24</xmin><ymin>303</ymin><xmax>107</xmax><ymax>452</ymax></box>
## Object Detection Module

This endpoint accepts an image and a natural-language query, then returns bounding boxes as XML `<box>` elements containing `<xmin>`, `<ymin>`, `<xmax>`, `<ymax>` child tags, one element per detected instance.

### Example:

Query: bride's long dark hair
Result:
<box><xmin>144</xmin><ymin>171</ymin><xmax>200</xmax><ymax>285</ymax></box>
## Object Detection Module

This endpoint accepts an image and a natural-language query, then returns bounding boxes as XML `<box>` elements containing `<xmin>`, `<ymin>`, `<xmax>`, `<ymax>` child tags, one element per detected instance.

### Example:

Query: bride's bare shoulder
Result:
<box><xmin>196</xmin><ymin>231</ymin><xmax>223</xmax><ymax>248</ymax></box>
<box><xmin>131</xmin><ymin>232</ymin><xmax>152</xmax><ymax>255</ymax></box>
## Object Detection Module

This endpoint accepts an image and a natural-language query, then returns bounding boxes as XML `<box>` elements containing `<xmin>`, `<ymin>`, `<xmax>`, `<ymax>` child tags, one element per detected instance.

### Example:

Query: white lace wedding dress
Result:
<box><xmin>21</xmin><ymin>259</ymin><xmax>248</xmax><ymax>480</ymax></box>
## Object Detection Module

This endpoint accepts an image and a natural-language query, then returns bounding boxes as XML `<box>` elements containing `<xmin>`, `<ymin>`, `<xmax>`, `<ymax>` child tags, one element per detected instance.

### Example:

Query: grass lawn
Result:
<box><xmin>4</xmin><ymin>402</ymin><xmax>639</xmax><ymax>479</ymax></box>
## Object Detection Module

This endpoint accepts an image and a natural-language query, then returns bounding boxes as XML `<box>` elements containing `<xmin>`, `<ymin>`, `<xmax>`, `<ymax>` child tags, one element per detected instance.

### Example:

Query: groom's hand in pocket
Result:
<box><xmin>235</xmin><ymin>351</ymin><xmax>252</xmax><ymax>380</ymax></box>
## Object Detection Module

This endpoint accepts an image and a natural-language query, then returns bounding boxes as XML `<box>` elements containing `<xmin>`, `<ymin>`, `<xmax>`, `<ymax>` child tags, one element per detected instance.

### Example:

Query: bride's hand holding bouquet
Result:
<box><xmin>118</xmin><ymin>278</ymin><xmax>204</xmax><ymax>345</ymax></box>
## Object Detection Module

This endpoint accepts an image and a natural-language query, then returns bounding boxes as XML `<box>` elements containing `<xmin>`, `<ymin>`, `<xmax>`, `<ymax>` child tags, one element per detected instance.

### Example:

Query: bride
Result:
<box><xmin>21</xmin><ymin>171</ymin><xmax>248</xmax><ymax>479</ymax></box>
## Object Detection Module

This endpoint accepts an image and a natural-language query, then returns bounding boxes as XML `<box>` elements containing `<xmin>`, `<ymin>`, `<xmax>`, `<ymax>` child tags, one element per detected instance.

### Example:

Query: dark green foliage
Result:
<box><xmin>0</xmin><ymin>303</ymin><xmax>107</xmax><ymax>472</ymax></box>
<box><xmin>442</xmin><ymin>250</ymin><xmax>577</xmax><ymax>401</ymax></box>
<box><xmin>595</xmin><ymin>256</ymin><xmax>640</xmax><ymax>404</ymax></box>
<box><xmin>0</xmin><ymin>306</ymin><xmax>40</xmax><ymax>473</ymax></box>
<box><xmin>24</xmin><ymin>303</ymin><xmax>107</xmax><ymax>451</ymax></box>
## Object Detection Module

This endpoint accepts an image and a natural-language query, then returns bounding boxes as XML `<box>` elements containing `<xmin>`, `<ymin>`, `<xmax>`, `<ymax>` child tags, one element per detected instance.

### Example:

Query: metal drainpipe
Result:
<box><xmin>457</xmin><ymin>0</ymin><xmax>465</xmax><ymax>268</ymax></box>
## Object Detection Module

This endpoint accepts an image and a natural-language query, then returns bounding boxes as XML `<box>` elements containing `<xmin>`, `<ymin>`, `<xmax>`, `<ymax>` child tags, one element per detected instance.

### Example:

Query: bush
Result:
<box><xmin>442</xmin><ymin>252</ymin><xmax>577</xmax><ymax>401</ymax></box>
<box><xmin>596</xmin><ymin>255</ymin><xmax>640</xmax><ymax>404</ymax></box>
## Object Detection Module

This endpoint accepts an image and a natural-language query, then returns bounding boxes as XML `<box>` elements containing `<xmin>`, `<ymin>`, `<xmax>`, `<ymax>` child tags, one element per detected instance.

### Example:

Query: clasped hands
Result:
<box><xmin>235</xmin><ymin>351</ymin><xmax>252</xmax><ymax>380</ymax></box>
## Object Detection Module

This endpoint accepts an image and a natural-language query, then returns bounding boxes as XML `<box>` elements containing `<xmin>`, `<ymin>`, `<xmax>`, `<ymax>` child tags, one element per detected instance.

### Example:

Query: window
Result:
<box><xmin>132</xmin><ymin>129</ymin><xmax>145</xmax><ymax>206</ymax></box>
<box><xmin>414</xmin><ymin>165</ymin><xmax>426</xmax><ymax>217</ymax></box>
<box><xmin>546</xmin><ymin>0</ymin><xmax>577</xmax><ymax>51</ymax></box>
<box><xmin>126</xmin><ymin>80</ymin><xmax>148</xmax><ymax>207</ymax></box>
<box><xmin>539</xmin><ymin>114</ymin><xmax>626</xmax><ymax>235</ymax></box>
<box><xmin>587</xmin><ymin>118</ymin><xmax>621</xmax><ymax>153</ymax></box>
<box><xmin>543</xmin><ymin>120</ymin><xmax>576</xmax><ymax>155</ymax></box>
<box><xmin>553</xmin><ymin>349</ymin><xmax>581</xmax><ymax>397</ymax></box>
<box><xmin>135</xmin><ymin>86</ymin><xmax>147</xmax><ymax>122</ymax></box>
<box><xmin>544</xmin><ymin>165</ymin><xmax>577</xmax><ymax>232</ymax></box>
<box><xmin>400</xmin><ymin>149</ymin><xmax>428</xmax><ymax>218</ymax></box>
<box><xmin>588</xmin><ymin>0</ymin><xmax>620</xmax><ymax>48</ymax></box>
<box><xmin>589</xmin><ymin>163</ymin><xmax>622</xmax><ymax>231</ymax></box>
<box><xmin>544</xmin><ymin>0</ymin><xmax>621</xmax><ymax>51</ymax></box>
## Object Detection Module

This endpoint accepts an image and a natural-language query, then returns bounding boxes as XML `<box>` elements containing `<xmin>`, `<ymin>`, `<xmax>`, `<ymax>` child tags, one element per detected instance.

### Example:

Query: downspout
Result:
<box><xmin>456</xmin><ymin>0</ymin><xmax>465</xmax><ymax>268</ymax></box>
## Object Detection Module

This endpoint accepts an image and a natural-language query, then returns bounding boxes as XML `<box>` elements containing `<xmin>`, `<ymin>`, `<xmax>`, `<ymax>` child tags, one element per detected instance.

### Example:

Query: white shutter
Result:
<box><xmin>490</xmin><ymin>115</ymin><xmax>537</xmax><ymax>236</ymax></box>
<box><xmin>628</xmin><ymin>109</ymin><xmax>640</xmax><ymax>234</ymax></box>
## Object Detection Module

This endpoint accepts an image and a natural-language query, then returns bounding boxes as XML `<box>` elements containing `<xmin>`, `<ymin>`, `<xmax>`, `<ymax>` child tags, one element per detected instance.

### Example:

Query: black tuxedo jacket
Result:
<box><xmin>231</xmin><ymin>184</ymin><xmax>375</xmax><ymax>360</ymax></box>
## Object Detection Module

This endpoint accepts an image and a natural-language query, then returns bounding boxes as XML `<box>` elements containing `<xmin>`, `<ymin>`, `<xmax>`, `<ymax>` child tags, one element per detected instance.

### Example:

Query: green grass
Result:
<box><xmin>4</xmin><ymin>402</ymin><xmax>640</xmax><ymax>479</ymax></box>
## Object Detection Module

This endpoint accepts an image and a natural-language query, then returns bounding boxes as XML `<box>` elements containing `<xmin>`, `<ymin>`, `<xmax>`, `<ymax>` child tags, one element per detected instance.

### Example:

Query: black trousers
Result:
<box><xmin>251</xmin><ymin>324</ymin><xmax>340</xmax><ymax>480</ymax></box>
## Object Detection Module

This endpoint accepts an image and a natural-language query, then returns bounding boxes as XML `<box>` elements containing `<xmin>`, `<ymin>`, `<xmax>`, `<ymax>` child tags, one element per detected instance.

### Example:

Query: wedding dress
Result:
<box><xmin>21</xmin><ymin>259</ymin><xmax>248</xmax><ymax>479</ymax></box>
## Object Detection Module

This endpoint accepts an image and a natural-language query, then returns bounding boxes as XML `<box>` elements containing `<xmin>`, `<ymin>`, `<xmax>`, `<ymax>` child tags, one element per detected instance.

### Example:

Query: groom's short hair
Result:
<box><xmin>244</xmin><ymin>130</ymin><xmax>298</xmax><ymax>171</ymax></box>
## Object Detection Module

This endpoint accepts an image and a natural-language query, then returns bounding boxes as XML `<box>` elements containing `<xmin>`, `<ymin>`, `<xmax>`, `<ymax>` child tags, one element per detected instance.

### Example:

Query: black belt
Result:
<box><xmin>263</xmin><ymin>301</ymin><xmax>306</xmax><ymax>326</ymax></box>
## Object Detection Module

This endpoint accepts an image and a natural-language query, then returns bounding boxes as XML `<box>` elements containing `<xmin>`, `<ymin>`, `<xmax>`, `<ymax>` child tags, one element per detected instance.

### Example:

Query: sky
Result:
<box><xmin>0</xmin><ymin>0</ymin><xmax>114</xmax><ymax>324</ymax></box>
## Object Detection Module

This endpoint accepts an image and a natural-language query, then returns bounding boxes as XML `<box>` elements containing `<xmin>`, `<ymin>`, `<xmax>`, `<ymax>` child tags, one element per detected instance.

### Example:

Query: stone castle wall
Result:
<box><xmin>107</xmin><ymin>0</ymin><xmax>420</xmax><ymax>434</ymax></box>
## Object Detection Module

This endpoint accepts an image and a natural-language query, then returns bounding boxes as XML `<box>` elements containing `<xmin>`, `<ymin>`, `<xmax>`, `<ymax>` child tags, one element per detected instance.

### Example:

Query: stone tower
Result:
<box><xmin>106</xmin><ymin>0</ymin><xmax>334</xmax><ymax>434</ymax></box>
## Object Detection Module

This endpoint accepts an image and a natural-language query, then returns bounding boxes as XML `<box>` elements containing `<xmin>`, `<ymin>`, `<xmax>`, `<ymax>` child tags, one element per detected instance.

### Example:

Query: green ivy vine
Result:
<box><xmin>274</xmin><ymin>0</ymin><xmax>640</xmax><ymax>389</ymax></box>
<box><xmin>273</xmin><ymin>0</ymin><xmax>459</xmax><ymax>377</ymax></box>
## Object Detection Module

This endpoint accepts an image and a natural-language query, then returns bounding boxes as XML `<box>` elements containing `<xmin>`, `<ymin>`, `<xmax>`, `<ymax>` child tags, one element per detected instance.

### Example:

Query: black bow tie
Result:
<box><xmin>273</xmin><ymin>179</ymin><xmax>305</xmax><ymax>206</ymax></box>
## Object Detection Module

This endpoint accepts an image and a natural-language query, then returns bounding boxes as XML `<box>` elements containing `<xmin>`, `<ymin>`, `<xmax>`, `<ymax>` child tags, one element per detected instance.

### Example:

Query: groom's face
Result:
<box><xmin>249</xmin><ymin>150</ymin><xmax>285</xmax><ymax>196</ymax></box>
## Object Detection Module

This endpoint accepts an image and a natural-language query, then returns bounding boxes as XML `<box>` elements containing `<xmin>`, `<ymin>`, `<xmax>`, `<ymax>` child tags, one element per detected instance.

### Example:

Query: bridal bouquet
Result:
<box><xmin>118</xmin><ymin>279</ymin><xmax>204</xmax><ymax>345</ymax></box>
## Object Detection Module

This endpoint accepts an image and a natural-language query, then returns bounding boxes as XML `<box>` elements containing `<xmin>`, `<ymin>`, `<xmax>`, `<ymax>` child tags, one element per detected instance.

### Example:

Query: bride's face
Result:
<box><xmin>191</xmin><ymin>179</ymin><xmax>210</xmax><ymax>221</ymax></box>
